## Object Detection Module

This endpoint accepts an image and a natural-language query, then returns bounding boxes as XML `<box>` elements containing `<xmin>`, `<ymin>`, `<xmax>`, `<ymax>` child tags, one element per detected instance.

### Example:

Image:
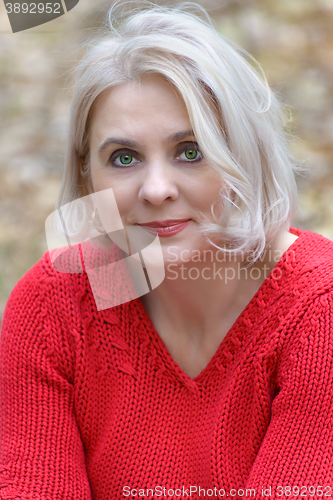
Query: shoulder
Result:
<box><xmin>1</xmin><ymin>250</ymin><xmax>90</xmax><ymax>355</ymax></box>
<box><xmin>286</xmin><ymin>227</ymin><xmax>333</xmax><ymax>295</ymax></box>
<box><xmin>289</xmin><ymin>227</ymin><xmax>333</xmax><ymax>264</ymax></box>
<box><xmin>3</xmin><ymin>250</ymin><xmax>85</xmax><ymax>317</ymax></box>
<box><xmin>0</xmin><ymin>254</ymin><xmax>71</xmax><ymax>383</ymax></box>
<box><xmin>257</xmin><ymin>229</ymin><xmax>333</xmax><ymax>355</ymax></box>
<box><xmin>2</xmin><ymin>244</ymin><xmax>135</xmax><ymax>339</ymax></box>
<box><xmin>269</xmin><ymin>229</ymin><xmax>333</xmax><ymax>361</ymax></box>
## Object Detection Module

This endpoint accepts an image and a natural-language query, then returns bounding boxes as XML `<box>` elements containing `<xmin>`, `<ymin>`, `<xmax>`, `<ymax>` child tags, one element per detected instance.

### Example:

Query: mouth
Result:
<box><xmin>137</xmin><ymin>219</ymin><xmax>191</xmax><ymax>237</ymax></box>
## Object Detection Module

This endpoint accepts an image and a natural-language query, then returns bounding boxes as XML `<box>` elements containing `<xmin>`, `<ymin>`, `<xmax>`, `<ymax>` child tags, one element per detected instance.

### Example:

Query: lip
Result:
<box><xmin>137</xmin><ymin>219</ymin><xmax>191</xmax><ymax>237</ymax></box>
<box><xmin>138</xmin><ymin>219</ymin><xmax>191</xmax><ymax>228</ymax></box>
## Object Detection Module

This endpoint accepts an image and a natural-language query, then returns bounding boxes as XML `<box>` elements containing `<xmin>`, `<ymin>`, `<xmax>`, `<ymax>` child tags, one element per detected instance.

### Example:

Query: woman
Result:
<box><xmin>1</xmin><ymin>3</ymin><xmax>333</xmax><ymax>499</ymax></box>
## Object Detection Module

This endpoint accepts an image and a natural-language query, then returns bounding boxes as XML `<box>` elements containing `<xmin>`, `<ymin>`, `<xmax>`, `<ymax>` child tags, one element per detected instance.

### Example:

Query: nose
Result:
<box><xmin>138</xmin><ymin>162</ymin><xmax>179</xmax><ymax>205</ymax></box>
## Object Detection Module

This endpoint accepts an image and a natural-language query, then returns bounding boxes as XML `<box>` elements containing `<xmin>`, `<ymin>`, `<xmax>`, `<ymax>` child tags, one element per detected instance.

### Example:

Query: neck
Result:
<box><xmin>140</xmin><ymin>230</ymin><xmax>297</xmax><ymax>343</ymax></box>
<box><xmin>142</xmin><ymin>252</ymin><xmax>268</xmax><ymax>341</ymax></box>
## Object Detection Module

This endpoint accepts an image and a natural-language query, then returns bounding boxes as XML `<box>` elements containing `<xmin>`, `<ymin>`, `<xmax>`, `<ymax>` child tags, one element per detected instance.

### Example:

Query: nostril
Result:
<box><xmin>138</xmin><ymin>180</ymin><xmax>179</xmax><ymax>205</ymax></box>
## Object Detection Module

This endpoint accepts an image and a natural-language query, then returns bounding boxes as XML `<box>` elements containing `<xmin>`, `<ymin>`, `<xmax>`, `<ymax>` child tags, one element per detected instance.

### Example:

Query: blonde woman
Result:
<box><xmin>1</xmin><ymin>3</ymin><xmax>333</xmax><ymax>499</ymax></box>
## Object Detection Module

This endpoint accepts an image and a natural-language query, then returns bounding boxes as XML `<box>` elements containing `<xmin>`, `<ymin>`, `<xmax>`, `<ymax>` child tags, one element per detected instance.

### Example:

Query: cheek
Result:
<box><xmin>113</xmin><ymin>193</ymin><xmax>132</xmax><ymax>218</ymax></box>
<box><xmin>93</xmin><ymin>174</ymin><xmax>136</xmax><ymax>217</ymax></box>
<box><xmin>210</xmin><ymin>171</ymin><xmax>224</xmax><ymax>197</ymax></box>
<box><xmin>197</xmin><ymin>178</ymin><xmax>223</xmax><ymax>210</ymax></box>
<box><xmin>90</xmin><ymin>166</ymin><xmax>110</xmax><ymax>192</ymax></box>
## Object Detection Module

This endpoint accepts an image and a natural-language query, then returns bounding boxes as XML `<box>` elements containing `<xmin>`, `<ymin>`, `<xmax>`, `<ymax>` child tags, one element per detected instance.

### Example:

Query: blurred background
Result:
<box><xmin>0</xmin><ymin>0</ymin><xmax>333</xmax><ymax>322</ymax></box>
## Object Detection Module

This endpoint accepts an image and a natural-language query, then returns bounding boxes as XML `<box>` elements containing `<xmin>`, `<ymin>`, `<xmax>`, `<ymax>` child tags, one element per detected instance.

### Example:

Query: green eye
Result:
<box><xmin>112</xmin><ymin>152</ymin><xmax>140</xmax><ymax>168</ymax></box>
<box><xmin>119</xmin><ymin>154</ymin><xmax>133</xmax><ymax>165</ymax></box>
<box><xmin>184</xmin><ymin>149</ymin><xmax>198</xmax><ymax>160</ymax></box>
<box><xmin>179</xmin><ymin>147</ymin><xmax>202</xmax><ymax>162</ymax></box>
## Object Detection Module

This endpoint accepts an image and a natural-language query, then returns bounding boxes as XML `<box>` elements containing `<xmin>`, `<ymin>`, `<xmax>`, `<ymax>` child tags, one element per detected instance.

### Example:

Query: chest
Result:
<box><xmin>152</xmin><ymin>322</ymin><xmax>234</xmax><ymax>378</ymax></box>
<box><xmin>81</xmin><ymin>340</ymin><xmax>275</xmax><ymax>496</ymax></box>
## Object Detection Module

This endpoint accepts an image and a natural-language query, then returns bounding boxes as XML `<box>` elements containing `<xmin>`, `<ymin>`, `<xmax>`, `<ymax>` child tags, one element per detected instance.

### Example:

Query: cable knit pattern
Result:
<box><xmin>1</xmin><ymin>227</ymin><xmax>333</xmax><ymax>499</ymax></box>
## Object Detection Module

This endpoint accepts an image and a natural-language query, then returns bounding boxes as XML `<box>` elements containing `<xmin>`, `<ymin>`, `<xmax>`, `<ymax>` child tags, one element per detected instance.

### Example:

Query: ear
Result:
<box><xmin>78</xmin><ymin>156</ymin><xmax>94</xmax><ymax>196</ymax></box>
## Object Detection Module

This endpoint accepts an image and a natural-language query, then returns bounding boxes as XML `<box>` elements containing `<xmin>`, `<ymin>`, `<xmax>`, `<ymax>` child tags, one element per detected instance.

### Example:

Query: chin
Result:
<box><xmin>161</xmin><ymin>241</ymin><xmax>196</xmax><ymax>266</ymax></box>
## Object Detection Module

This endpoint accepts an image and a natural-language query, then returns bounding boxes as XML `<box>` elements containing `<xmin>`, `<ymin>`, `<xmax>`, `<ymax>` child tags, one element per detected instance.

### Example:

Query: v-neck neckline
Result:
<box><xmin>134</xmin><ymin>228</ymin><xmax>305</xmax><ymax>386</ymax></box>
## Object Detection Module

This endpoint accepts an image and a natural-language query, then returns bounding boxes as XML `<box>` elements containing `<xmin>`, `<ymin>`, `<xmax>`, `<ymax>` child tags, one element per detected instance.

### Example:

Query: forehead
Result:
<box><xmin>89</xmin><ymin>76</ymin><xmax>191</xmax><ymax>143</ymax></box>
<box><xmin>97</xmin><ymin>75</ymin><xmax>184</xmax><ymax>108</ymax></box>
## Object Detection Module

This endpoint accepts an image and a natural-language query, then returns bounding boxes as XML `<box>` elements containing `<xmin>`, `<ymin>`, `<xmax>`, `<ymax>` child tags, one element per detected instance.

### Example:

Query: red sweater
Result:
<box><xmin>1</xmin><ymin>227</ymin><xmax>333</xmax><ymax>500</ymax></box>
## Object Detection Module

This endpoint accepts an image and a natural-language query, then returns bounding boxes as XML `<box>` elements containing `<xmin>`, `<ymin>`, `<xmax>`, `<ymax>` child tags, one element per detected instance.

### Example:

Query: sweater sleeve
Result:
<box><xmin>245</xmin><ymin>291</ymin><xmax>333</xmax><ymax>498</ymax></box>
<box><xmin>0</xmin><ymin>260</ymin><xmax>92</xmax><ymax>500</ymax></box>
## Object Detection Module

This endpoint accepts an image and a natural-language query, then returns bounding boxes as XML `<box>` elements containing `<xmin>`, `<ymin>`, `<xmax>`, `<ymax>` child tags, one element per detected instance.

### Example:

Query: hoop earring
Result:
<box><xmin>92</xmin><ymin>208</ymin><xmax>106</xmax><ymax>234</ymax></box>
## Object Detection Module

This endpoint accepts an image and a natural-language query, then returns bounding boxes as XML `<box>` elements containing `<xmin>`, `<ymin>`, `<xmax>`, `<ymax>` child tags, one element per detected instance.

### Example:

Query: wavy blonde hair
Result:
<box><xmin>58</xmin><ymin>1</ymin><xmax>302</xmax><ymax>263</ymax></box>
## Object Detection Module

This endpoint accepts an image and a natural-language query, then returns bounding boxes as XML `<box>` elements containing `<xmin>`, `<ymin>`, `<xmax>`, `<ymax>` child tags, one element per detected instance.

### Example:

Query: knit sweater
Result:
<box><xmin>1</xmin><ymin>227</ymin><xmax>333</xmax><ymax>500</ymax></box>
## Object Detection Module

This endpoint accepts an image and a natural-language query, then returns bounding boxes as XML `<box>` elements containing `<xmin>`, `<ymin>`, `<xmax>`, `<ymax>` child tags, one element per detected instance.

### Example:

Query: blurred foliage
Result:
<box><xmin>0</xmin><ymin>0</ymin><xmax>332</xmax><ymax>320</ymax></box>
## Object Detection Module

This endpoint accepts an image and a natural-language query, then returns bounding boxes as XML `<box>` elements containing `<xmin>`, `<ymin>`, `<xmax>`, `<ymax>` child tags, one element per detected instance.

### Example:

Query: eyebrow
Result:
<box><xmin>98</xmin><ymin>129</ymin><xmax>195</xmax><ymax>158</ymax></box>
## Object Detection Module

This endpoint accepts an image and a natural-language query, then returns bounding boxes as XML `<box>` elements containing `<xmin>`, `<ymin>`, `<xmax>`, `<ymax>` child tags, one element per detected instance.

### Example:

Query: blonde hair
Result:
<box><xmin>58</xmin><ymin>1</ymin><xmax>302</xmax><ymax>263</ymax></box>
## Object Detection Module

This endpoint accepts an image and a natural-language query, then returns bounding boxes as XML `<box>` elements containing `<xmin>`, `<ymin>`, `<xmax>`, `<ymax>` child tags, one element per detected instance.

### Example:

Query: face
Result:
<box><xmin>88</xmin><ymin>75</ymin><xmax>223</xmax><ymax>267</ymax></box>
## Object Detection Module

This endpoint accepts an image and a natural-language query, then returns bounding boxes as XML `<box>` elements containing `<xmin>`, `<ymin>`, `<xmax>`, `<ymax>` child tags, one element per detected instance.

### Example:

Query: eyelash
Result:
<box><xmin>109</xmin><ymin>143</ymin><xmax>203</xmax><ymax>168</ymax></box>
